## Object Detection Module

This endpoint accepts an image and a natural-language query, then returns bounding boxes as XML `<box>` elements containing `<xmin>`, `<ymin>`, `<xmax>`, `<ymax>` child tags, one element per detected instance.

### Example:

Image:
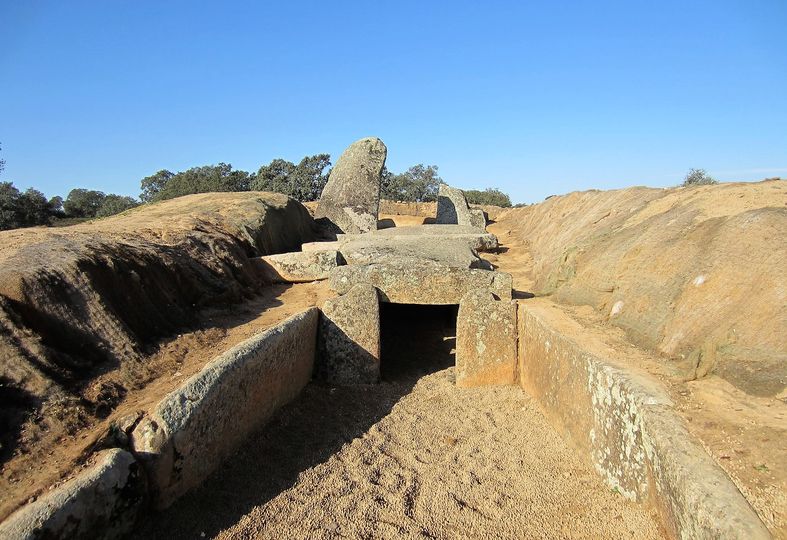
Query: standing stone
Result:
<box><xmin>437</xmin><ymin>184</ymin><xmax>484</xmax><ymax>229</ymax></box>
<box><xmin>317</xmin><ymin>284</ymin><xmax>381</xmax><ymax>384</ymax></box>
<box><xmin>315</xmin><ymin>137</ymin><xmax>387</xmax><ymax>234</ymax></box>
<box><xmin>455</xmin><ymin>288</ymin><xmax>517</xmax><ymax>387</ymax></box>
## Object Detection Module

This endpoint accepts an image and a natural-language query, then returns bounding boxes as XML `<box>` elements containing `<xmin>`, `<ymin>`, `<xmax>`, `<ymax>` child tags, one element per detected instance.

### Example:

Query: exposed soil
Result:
<box><xmin>135</xmin><ymin>303</ymin><xmax>664</xmax><ymax>539</ymax></box>
<box><xmin>0</xmin><ymin>192</ymin><xmax>321</xmax><ymax>521</ymax></box>
<box><xmin>486</xmin><ymin>182</ymin><xmax>787</xmax><ymax>538</ymax></box>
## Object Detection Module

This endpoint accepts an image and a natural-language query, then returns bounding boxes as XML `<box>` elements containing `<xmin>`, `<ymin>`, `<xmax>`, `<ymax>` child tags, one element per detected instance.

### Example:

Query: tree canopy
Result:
<box><xmin>381</xmin><ymin>164</ymin><xmax>443</xmax><ymax>202</ymax></box>
<box><xmin>464</xmin><ymin>188</ymin><xmax>512</xmax><ymax>207</ymax></box>
<box><xmin>252</xmin><ymin>154</ymin><xmax>331</xmax><ymax>202</ymax></box>
<box><xmin>681</xmin><ymin>168</ymin><xmax>718</xmax><ymax>186</ymax></box>
<box><xmin>144</xmin><ymin>163</ymin><xmax>251</xmax><ymax>202</ymax></box>
<box><xmin>0</xmin><ymin>182</ymin><xmax>64</xmax><ymax>230</ymax></box>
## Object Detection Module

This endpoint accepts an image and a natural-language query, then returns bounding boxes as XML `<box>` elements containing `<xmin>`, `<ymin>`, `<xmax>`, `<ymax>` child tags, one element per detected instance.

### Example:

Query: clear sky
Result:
<box><xmin>1</xmin><ymin>0</ymin><xmax>786</xmax><ymax>204</ymax></box>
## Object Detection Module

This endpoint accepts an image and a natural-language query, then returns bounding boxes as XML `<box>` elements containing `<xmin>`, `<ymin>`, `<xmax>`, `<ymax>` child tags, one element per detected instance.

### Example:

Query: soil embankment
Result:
<box><xmin>487</xmin><ymin>179</ymin><xmax>787</xmax><ymax>537</ymax></box>
<box><xmin>0</xmin><ymin>192</ymin><xmax>319</xmax><ymax>521</ymax></box>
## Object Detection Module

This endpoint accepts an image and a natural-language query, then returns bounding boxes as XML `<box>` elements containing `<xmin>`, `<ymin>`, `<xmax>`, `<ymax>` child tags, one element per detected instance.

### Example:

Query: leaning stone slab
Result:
<box><xmin>315</xmin><ymin>137</ymin><xmax>387</xmax><ymax>234</ymax></box>
<box><xmin>257</xmin><ymin>250</ymin><xmax>343</xmax><ymax>283</ymax></box>
<box><xmin>316</xmin><ymin>283</ymin><xmax>380</xmax><ymax>384</ymax></box>
<box><xmin>301</xmin><ymin>240</ymin><xmax>343</xmax><ymax>252</ymax></box>
<box><xmin>436</xmin><ymin>184</ymin><xmax>478</xmax><ymax>228</ymax></box>
<box><xmin>0</xmin><ymin>449</ymin><xmax>144</xmax><ymax>540</ymax></box>
<box><xmin>131</xmin><ymin>308</ymin><xmax>319</xmax><ymax>509</ymax></box>
<box><xmin>329</xmin><ymin>259</ymin><xmax>512</xmax><ymax>305</ymax></box>
<box><xmin>517</xmin><ymin>301</ymin><xmax>771</xmax><ymax>540</ymax></box>
<box><xmin>456</xmin><ymin>289</ymin><xmax>517</xmax><ymax>387</ymax></box>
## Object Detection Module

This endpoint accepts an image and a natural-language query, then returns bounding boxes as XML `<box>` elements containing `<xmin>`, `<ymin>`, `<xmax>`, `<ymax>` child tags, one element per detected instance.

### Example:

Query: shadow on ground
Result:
<box><xmin>133</xmin><ymin>303</ymin><xmax>458</xmax><ymax>539</ymax></box>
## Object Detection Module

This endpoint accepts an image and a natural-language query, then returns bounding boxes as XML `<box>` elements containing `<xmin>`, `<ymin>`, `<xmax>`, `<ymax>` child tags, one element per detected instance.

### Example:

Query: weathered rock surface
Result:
<box><xmin>517</xmin><ymin>300</ymin><xmax>771</xmax><ymax>540</ymax></box>
<box><xmin>455</xmin><ymin>289</ymin><xmax>517</xmax><ymax>387</ymax></box>
<box><xmin>469</xmin><ymin>208</ymin><xmax>487</xmax><ymax>229</ymax></box>
<box><xmin>315</xmin><ymin>137</ymin><xmax>387</xmax><ymax>234</ymax></box>
<box><xmin>330</xmin><ymin>259</ymin><xmax>512</xmax><ymax>304</ymax></box>
<box><xmin>131</xmin><ymin>309</ymin><xmax>318</xmax><ymax>509</ymax></box>
<box><xmin>0</xmin><ymin>449</ymin><xmax>144</xmax><ymax>540</ymax></box>
<box><xmin>316</xmin><ymin>284</ymin><xmax>380</xmax><ymax>384</ymax></box>
<box><xmin>436</xmin><ymin>184</ymin><xmax>482</xmax><ymax>228</ymax></box>
<box><xmin>340</xmin><ymin>224</ymin><xmax>499</xmax><ymax>251</ymax></box>
<box><xmin>339</xmin><ymin>236</ymin><xmax>491</xmax><ymax>270</ymax></box>
<box><xmin>257</xmin><ymin>250</ymin><xmax>343</xmax><ymax>283</ymax></box>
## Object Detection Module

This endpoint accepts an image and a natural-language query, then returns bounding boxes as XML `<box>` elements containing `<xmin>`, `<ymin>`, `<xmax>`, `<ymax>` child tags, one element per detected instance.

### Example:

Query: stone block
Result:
<box><xmin>316</xmin><ymin>284</ymin><xmax>380</xmax><ymax>384</ymax></box>
<box><xmin>258</xmin><ymin>250</ymin><xmax>342</xmax><ymax>283</ymax></box>
<box><xmin>0</xmin><ymin>449</ymin><xmax>144</xmax><ymax>540</ymax></box>
<box><xmin>131</xmin><ymin>308</ymin><xmax>318</xmax><ymax>508</ymax></box>
<box><xmin>455</xmin><ymin>289</ymin><xmax>517</xmax><ymax>387</ymax></box>
<box><xmin>329</xmin><ymin>259</ymin><xmax>512</xmax><ymax>305</ymax></box>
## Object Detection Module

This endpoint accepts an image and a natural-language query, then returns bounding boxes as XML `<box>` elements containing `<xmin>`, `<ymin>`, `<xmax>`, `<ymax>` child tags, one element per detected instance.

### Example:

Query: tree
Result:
<box><xmin>17</xmin><ymin>188</ymin><xmax>54</xmax><ymax>226</ymax></box>
<box><xmin>251</xmin><ymin>154</ymin><xmax>331</xmax><ymax>201</ymax></box>
<box><xmin>381</xmin><ymin>164</ymin><xmax>443</xmax><ymax>202</ymax></box>
<box><xmin>464</xmin><ymin>188</ymin><xmax>512</xmax><ymax>207</ymax></box>
<box><xmin>0</xmin><ymin>142</ymin><xmax>5</xmax><ymax>176</ymax></box>
<box><xmin>0</xmin><ymin>182</ymin><xmax>62</xmax><ymax>230</ymax></box>
<box><xmin>140</xmin><ymin>169</ymin><xmax>174</xmax><ymax>202</ymax></box>
<box><xmin>0</xmin><ymin>182</ymin><xmax>21</xmax><ymax>230</ymax></box>
<box><xmin>96</xmin><ymin>194</ymin><xmax>140</xmax><ymax>217</ymax></box>
<box><xmin>63</xmin><ymin>188</ymin><xmax>106</xmax><ymax>218</ymax></box>
<box><xmin>145</xmin><ymin>163</ymin><xmax>251</xmax><ymax>202</ymax></box>
<box><xmin>682</xmin><ymin>168</ymin><xmax>718</xmax><ymax>186</ymax></box>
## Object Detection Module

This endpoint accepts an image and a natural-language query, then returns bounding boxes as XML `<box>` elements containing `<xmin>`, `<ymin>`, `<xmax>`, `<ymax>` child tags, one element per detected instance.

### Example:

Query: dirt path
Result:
<box><xmin>136</xmin><ymin>304</ymin><xmax>664</xmax><ymax>539</ymax></box>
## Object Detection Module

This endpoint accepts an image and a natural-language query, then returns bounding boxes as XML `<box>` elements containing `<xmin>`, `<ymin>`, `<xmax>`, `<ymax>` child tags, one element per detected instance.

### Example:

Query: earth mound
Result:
<box><xmin>0</xmin><ymin>192</ymin><xmax>315</xmax><ymax>518</ymax></box>
<box><xmin>495</xmin><ymin>180</ymin><xmax>786</xmax><ymax>398</ymax></box>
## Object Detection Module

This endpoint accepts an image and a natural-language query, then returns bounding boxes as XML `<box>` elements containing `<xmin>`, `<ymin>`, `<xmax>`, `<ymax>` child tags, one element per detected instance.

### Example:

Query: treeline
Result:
<box><xmin>0</xmin><ymin>141</ymin><xmax>513</xmax><ymax>232</ymax></box>
<box><xmin>0</xmin><ymin>183</ymin><xmax>140</xmax><ymax>231</ymax></box>
<box><xmin>140</xmin><ymin>157</ymin><xmax>450</xmax><ymax>204</ymax></box>
<box><xmin>141</xmin><ymin>157</ymin><xmax>513</xmax><ymax>207</ymax></box>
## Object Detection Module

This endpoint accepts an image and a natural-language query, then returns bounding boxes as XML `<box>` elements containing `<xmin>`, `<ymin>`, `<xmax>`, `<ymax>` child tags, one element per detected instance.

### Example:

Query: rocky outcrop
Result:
<box><xmin>315</xmin><ymin>137</ymin><xmax>387</xmax><ymax>234</ymax></box>
<box><xmin>330</xmin><ymin>259</ymin><xmax>512</xmax><ymax>305</ymax></box>
<box><xmin>258</xmin><ymin>250</ymin><xmax>343</xmax><ymax>283</ymax></box>
<box><xmin>455</xmin><ymin>289</ymin><xmax>517</xmax><ymax>387</ymax></box>
<box><xmin>316</xmin><ymin>284</ymin><xmax>380</xmax><ymax>384</ymax></box>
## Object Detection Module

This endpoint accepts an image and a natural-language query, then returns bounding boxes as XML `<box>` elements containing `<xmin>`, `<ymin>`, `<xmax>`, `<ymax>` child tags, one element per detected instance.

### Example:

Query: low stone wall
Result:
<box><xmin>517</xmin><ymin>302</ymin><xmax>770</xmax><ymax>540</ymax></box>
<box><xmin>131</xmin><ymin>308</ymin><xmax>319</xmax><ymax>509</ymax></box>
<box><xmin>379</xmin><ymin>200</ymin><xmax>437</xmax><ymax>217</ymax></box>
<box><xmin>0</xmin><ymin>449</ymin><xmax>145</xmax><ymax>540</ymax></box>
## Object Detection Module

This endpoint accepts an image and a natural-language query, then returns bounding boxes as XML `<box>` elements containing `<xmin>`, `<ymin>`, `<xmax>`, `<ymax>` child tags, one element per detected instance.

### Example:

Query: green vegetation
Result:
<box><xmin>464</xmin><ymin>188</ymin><xmax>512</xmax><ymax>207</ymax></box>
<box><xmin>141</xmin><ymin>163</ymin><xmax>251</xmax><ymax>203</ymax></box>
<box><xmin>381</xmin><ymin>164</ymin><xmax>443</xmax><ymax>202</ymax></box>
<box><xmin>252</xmin><ymin>154</ymin><xmax>331</xmax><ymax>202</ymax></box>
<box><xmin>0</xmin><ymin>182</ymin><xmax>64</xmax><ymax>230</ymax></box>
<box><xmin>681</xmin><ymin>168</ymin><xmax>718</xmax><ymax>186</ymax></box>
<box><xmin>0</xmin><ymin>140</ymin><xmax>513</xmax><ymax>231</ymax></box>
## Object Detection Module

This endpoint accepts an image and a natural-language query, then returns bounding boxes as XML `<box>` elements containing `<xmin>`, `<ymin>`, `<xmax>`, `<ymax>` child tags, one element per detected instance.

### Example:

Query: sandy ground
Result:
<box><xmin>135</xmin><ymin>304</ymin><xmax>664</xmax><ymax>539</ymax></box>
<box><xmin>487</xmin><ymin>215</ymin><xmax>787</xmax><ymax>537</ymax></box>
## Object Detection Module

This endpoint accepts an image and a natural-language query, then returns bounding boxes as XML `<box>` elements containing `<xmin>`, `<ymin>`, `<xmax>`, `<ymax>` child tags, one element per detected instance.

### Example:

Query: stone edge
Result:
<box><xmin>517</xmin><ymin>302</ymin><xmax>771</xmax><ymax>540</ymax></box>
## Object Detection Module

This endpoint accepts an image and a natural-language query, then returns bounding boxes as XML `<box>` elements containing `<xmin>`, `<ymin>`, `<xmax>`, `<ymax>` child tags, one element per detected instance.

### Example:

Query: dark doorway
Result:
<box><xmin>379</xmin><ymin>303</ymin><xmax>458</xmax><ymax>382</ymax></box>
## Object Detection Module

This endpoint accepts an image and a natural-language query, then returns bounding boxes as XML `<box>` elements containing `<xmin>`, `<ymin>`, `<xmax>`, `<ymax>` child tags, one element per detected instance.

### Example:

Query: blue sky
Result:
<box><xmin>1</xmin><ymin>0</ymin><xmax>786</xmax><ymax>203</ymax></box>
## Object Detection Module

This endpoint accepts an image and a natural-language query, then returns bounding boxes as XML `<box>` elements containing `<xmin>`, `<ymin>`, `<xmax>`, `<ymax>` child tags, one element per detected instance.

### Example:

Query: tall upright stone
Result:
<box><xmin>316</xmin><ymin>137</ymin><xmax>387</xmax><ymax>234</ymax></box>
<box><xmin>436</xmin><ymin>184</ymin><xmax>486</xmax><ymax>229</ymax></box>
